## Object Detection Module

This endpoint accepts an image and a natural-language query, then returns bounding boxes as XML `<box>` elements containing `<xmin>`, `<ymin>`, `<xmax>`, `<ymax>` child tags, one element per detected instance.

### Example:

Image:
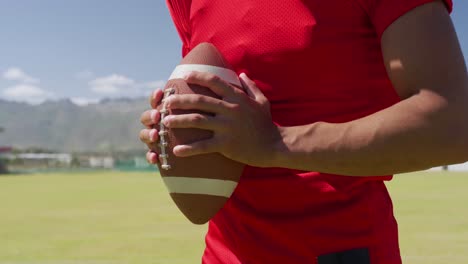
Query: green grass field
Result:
<box><xmin>0</xmin><ymin>171</ymin><xmax>467</xmax><ymax>264</ymax></box>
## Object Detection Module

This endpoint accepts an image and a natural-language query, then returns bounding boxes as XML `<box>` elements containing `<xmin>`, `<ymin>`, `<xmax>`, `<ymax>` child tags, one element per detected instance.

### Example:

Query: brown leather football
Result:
<box><xmin>156</xmin><ymin>43</ymin><xmax>245</xmax><ymax>224</ymax></box>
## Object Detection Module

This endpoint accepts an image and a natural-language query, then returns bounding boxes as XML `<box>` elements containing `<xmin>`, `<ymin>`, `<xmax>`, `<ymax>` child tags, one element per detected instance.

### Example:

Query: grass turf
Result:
<box><xmin>0</xmin><ymin>171</ymin><xmax>467</xmax><ymax>263</ymax></box>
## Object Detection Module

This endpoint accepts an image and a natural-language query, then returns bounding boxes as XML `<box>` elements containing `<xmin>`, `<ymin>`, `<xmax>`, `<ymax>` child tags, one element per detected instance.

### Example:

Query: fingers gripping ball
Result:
<box><xmin>156</xmin><ymin>43</ymin><xmax>245</xmax><ymax>225</ymax></box>
<box><xmin>158</xmin><ymin>88</ymin><xmax>175</xmax><ymax>171</ymax></box>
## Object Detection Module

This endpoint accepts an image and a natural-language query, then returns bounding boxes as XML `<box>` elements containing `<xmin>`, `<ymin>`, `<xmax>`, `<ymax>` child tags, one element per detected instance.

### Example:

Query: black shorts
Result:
<box><xmin>318</xmin><ymin>248</ymin><xmax>370</xmax><ymax>264</ymax></box>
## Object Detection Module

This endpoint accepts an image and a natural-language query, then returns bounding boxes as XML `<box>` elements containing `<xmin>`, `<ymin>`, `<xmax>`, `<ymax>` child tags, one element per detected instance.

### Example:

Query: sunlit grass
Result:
<box><xmin>388</xmin><ymin>171</ymin><xmax>468</xmax><ymax>263</ymax></box>
<box><xmin>0</xmin><ymin>171</ymin><xmax>467</xmax><ymax>263</ymax></box>
<box><xmin>0</xmin><ymin>171</ymin><xmax>206</xmax><ymax>264</ymax></box>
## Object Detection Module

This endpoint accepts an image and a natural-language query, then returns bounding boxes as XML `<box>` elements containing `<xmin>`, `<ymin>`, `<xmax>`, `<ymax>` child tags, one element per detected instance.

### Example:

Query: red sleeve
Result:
<box><xmin>356</xmin><ymin>0</ymin><xmax>453</xmax><ymax>38</ymax></box>
<box><xmin>166</xmin><ymin>0</ymin><xmax>192</xmax><ymax>57</ymax></box>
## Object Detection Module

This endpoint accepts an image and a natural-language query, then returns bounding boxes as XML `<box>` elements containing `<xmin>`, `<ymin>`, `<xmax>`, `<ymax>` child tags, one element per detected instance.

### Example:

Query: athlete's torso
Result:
<box><xmin>163</xmin><ymin>0</ymin><xmax>443</xmax><ymax>263</ymax></box>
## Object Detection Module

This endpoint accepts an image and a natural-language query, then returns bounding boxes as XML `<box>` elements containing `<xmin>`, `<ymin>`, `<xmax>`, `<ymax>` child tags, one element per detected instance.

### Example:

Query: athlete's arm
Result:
<box><xmin>273</xmin><ymin>1</ymin><xmax>468</xmax><ymax>175</ymax></box>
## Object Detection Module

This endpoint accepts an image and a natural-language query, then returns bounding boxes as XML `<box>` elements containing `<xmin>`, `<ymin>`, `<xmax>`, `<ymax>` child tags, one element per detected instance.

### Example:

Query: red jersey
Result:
<box><xmin>166</xmin><ymin>1</ymin><xmax>453</xmax><ymax>263</ymax></box>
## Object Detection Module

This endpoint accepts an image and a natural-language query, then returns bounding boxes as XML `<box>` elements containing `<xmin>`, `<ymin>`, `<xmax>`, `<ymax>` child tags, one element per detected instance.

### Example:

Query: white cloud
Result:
<box><xmin>75</xmin><ymin>70</ymin><xmax>94</xmax><ymax>80</ymax></box>
<box><xmin>89</xmin><ymin>74</ymin><xmax>135</xmax><ymax>95</ymax></box>
<box><xmin>3</xmin><ymin>84</ymin><xmax>46</xmax><ymax>97</ymax></box>
<box><xmin>145</xmin><ymin>80</ymin><xmax>166</xmax><ymax>89</ymax></box>
<box><xmin>134</xmin><ymin>80</ymin><xmax>165</xmax><ymax>97</ymax></box>
<box><xmin>70</xmin><ymin>97</ymin><xmax>101</xmax><ymax>106</ymax></box>
<box><xmin>3</xmin><ymin>67</ymin><xmax>39</xmax><ymax>84</ymax></box>
<box><xmin>87</xmin><ymin>73</ymin><xmax>167</xmax><ymax>98</ymax></box>
<box><xmin>2</xmin><ymin>84</ymin><xmax>54</xmax><ymax>104</ymax></box>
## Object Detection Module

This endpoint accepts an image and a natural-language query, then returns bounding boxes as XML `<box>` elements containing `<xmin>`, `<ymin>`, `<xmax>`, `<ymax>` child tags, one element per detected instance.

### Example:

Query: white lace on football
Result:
<box><xmin>158</xmin><ymin>88</ymin><xmax>175</xmax><ymax>170</ymax></box>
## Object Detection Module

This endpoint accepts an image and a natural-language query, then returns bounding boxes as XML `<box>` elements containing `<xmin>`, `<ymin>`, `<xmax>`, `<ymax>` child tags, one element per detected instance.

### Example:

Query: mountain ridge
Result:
<box><xmin>0</xmin><ymin>97</ymin><xmax>150</xmax><ymax>153</ymax></box>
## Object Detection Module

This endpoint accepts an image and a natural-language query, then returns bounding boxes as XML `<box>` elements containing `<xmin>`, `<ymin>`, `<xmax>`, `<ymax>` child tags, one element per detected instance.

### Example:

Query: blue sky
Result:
<box><xmin>0</xmin><ymin>0</ymin><xmax>467</xmax><ymax>105</ymax></box>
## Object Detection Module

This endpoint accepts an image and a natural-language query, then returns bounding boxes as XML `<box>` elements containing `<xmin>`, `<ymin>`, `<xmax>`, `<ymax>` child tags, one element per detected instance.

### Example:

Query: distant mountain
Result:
<box><xmin>0</xmin><ymin>98</ymin><xmax>151</xmax><ymax>153</ymax></box>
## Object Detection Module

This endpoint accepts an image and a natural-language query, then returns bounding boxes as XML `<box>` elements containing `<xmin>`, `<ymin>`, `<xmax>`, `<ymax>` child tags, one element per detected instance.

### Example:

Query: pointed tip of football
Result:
<box><xmin>181</xmin><ymin>42</ymin><xmax>230</xmax><ymax>68</ymax></box>
<box><xmin>170</xmin><ymin>193</ymin><xmax>229</xmax><ymax>225</ymax></box>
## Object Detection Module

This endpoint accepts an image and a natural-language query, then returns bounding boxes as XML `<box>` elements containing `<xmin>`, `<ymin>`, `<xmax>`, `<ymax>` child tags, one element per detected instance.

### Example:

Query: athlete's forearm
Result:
<box><xmin>272</xmin><ymin>91</ymin><xmax>468</xmax><ymax>176</ymax></box>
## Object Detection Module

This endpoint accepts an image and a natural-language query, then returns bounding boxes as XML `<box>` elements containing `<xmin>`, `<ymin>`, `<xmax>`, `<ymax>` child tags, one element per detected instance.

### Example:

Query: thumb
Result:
<box><xmin>239</xmin><ymin>73</ymin><xmax>268</xmax><ymax>105</ymax></box>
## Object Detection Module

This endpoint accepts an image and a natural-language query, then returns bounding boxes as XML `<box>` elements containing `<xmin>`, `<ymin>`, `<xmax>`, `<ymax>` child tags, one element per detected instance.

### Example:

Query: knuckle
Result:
<box><xmin>191</xmin><ymin>114</ymin><xmax>204</xmax><ymax>124</ymax></box>
<box><xmin>164</xmin><ymin>116</ymin><xmax>173</xmax><ymax>126</ymax></box>
<box><xmin>140</xmin><ymin>111</ymin><xmax>148</xmax><ymax>124</ymax></box>
<box><xmin>146</xmin><ymin>152</ymin><xmax>155</xmax><ymax>163</ymax></box>
<box><xmin>139</xmin><ymin>130</ymin><xmax>148</xmax><ymax>142</ymax></box>
<box><xmin>192</xmin><ymin>96</ymin><xmax>201</xmax><ymax>104</ymax></box>
<box><xmin>228</xmin><ymin>103</ymin><xmax>241</xmax><ymax>111</ymax></box>
<box><xmin>185</xmin><ymin>72</ymin><xmax>201</xmax><ymax>83</ymax></box>
<box><xmin>164</xmin><ymin>95</ymin><xmax>176</xmax><ymax>105</ymax></box>
<box><xmin>193</xmin><ymin>95</ymin><xmax>206</xmax><ymax>104</ymax></box>
<box><xmin>216</xmin><ymin>100</ymin><xmax>227</xmax><ymax>109</ymax></box>
<box><xmin>207</xmin><ymin>74</ymin><xmax>221</xmax><ymax>84</ymax></box>
<box><xmin>186</xmin><ymin>72</ymin><xmax>197</xmax><ymax>80</ymax></box>
<box><xmin>166</xmin><ymin>95</ymin><xmax>182</xmax><ymax>109</ymax></box>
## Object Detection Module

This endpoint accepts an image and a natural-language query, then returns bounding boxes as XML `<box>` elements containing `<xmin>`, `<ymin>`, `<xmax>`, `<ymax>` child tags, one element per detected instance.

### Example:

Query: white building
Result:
<box><xmin>88</xmin><ymin>156</ymin><xmax>114</xmax><ymax>169</ymax></box>
<box><xmin>429</xmin><ymin>162</ymin><xmax>468</xmax><ymax>172</ymax></box>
